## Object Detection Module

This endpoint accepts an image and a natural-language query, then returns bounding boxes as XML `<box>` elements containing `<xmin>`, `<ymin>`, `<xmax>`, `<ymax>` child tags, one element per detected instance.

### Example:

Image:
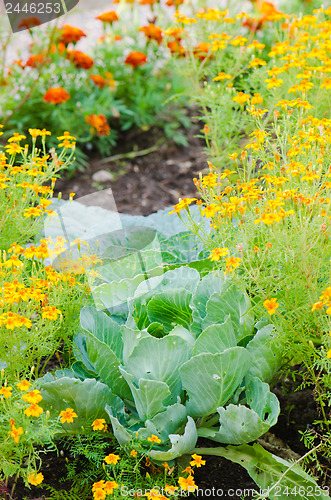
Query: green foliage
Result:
<box><xmin>40</xmin><ymin>266</ymin><xmax>282</xmax><ymax>460</ymax></box>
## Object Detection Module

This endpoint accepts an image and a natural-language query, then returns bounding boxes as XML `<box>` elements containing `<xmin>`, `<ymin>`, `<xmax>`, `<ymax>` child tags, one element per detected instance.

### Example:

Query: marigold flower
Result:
<box><xmin>0</xmin><ymin>386</ymin><xmax>12</xmax><ymax>398</ymax></box>
<box><xmin>24</xmin><ymin>404</ymin><xmax>43</xmax><ymax>417</ymax></box>
<box><xmin>96</xmin><ymin>11</ymin><xmax>119</xmax><ymax>23</ymax></box>
<box><xmin>59</xmin><ymin>408</ymin><xmax>78</xmax><ymax>423</ymax></box>
<box><xmin>90</xmin><ymin>75</ymin><xmax>107</xmax><ymax>89</ymax></box>
<box><xmin>104</xmin><ymin>453</ymin><xmax>120</xmax><ymax>465</ymax></box>
<box><xmin>139</xmin><ymin>24</ymin><xmax>163</xmax><ymax>44</ymax></box>
<box><xmin>263</xmin><ymin>298</ymin><xmax>279</xmax><ymax>315</ymax></box>
<box><xmin>85</xmin><ymin>114</ymin><xmax>110</xmax><ymax>136</ymax></box>
<box><xmin>67</xmin><ymin>50</ymin><xmax>94</xmax><ymax>69</ymax></box>
<box><xmin>124</xmin><ymin>51</ymin><xmax>147</xmax><ymax>67</ymax></box>
<box><xmin>104</xmin><ymin>481</ymin><xmax>119</xmax><ymax>494</ymax></box>
<box><xmin>59</xmin><ymin>25</ymin><xmax>86</xmax><ymax>45</ymax></box>
<box><xmin>190</xmin><ymin>454</ymin><xmax>206</xmax><ymax>467</ymax></box>
<box><xmin>91</xmin><ymin>418</ymin><xmax>106</xmax><ymax>431</ymax></box>
<box><xmin>8</xmin><ymin>425</ymin><xmax>23</xmax><ymax>443</ymax></box>
<box><xmin>18</xmin><ymin>17</ymin><xmax>41</xmax><ymax>29</ymax></box>
<box><xmin>22</xmin><ymin>390</ymin><xmax>43</xmax><ymax>404</ymax></box>
<box><xmin>147</xmin><ymin>434</ymin><xmax>161</xmax><ymax>444</ymax></box>
<box><xmin>327</xmin><ymin>350</ymin><xmax>331</xmax><ymax>359</ymax></box>
<box><xmin>209</xmin><ymin>247</ymin><xmax>229</xmax><ymax>261</ymax></box>
<box><xmin>41</xmin><ymin>306</ymin><xmax>62</xmax><ymax>320</ymax></box>
<box><xmin>43</xmin><ymin>87</ymin><xmax>70</xmax><ymax>104</ymax></box>
<box><xmin>27</xmin><ymin>471</ymin><xmax>44</xmax><ymax>486</ymax></box>
<box><xmin>178</xmin><ymin>475</ymin><xmax>197</xmax><ymax>491</ymax></box>
<box><xmin>17</xmin><ymin>380</ymin><xmax>32</xmax><ymax>391</ymax></box>
<box><xmin>130</xmin><ymin>449</ymin><xmax>138</xmax><ymax>457</ymax></box>
<box><xmin>25</xmin><ymin>54</ymin><xmax>45</xmax><ymax>68</ymax></box>
<box><xmin>233</xmin><ymin>92</ymin><xmax>251</xmax><ymax>104</ymax></box>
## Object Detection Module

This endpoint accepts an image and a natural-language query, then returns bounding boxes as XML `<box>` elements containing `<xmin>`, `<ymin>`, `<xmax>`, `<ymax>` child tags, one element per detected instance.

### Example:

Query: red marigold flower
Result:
<box><xmin>96</xmin><ymin>11</ymin><xmax>119</xmax><ymax>23</ymax></box>
<box><xmin>67</xmin><ymin>50</ymin><xmax>94</xmax><ymax>69</ymax></box>
<box><xmin>85</xmin><ymin>114</ymin><xmax>110</xmax><ymax>136</ymax></box>
<box><xmin>139</xmin><ymin>24</ymin><xmax>163</xmax><ymax>44</ymax></box>
<box><xmin>25</xmin><ymin>54</ymin><xmax>45</xmax><ymax>68</ymax></box>
<box><xmin>167</xmin><ymin>40</ymin><xmax>185</xmax><ymax>56</ymax></box>
<box><xmin>17</xmin><ymin>17</ymin><xmax>41</xmax><ymax>30</ymax></box>
<box><xmin>90</xmin><ymin>75</ymin><xmax>107</xmax><ymax>89</ymax></box>
<box><xmin>43</xmin><ymin>87</ymin><xmax>70</xmax><ymax>104</ymax></box>
<box><xmin>59</xmin><ymin>25</ymin><xmax>86</xmax><ymax>45</ymax></box>
<box><xmin>124</xmin><ymin>51</ymin><xmax>147</xmax><ymax>68</ymax></box>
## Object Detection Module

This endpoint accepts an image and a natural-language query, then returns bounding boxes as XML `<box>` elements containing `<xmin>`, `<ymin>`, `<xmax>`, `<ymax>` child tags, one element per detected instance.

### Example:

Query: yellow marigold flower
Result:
<box><xmin>104</xmin><ymin>481</ymin><xmax>119</xmax><ymax>494</ymax></box>
<box><xmin>247</xmin><ymin>40</ymin><xmax>265</xmax><ymax>50</ymax></box>
<box><xmin>209</xmin><ymin>247</ymin><xmax>229</xmax><ymax>261</ymax></box>
<box><xmin>22</xmin><ymin>390</ymin><xmax>42</xmax><ymax>404</ymax></box>
<box><xmin>104</xmin><ymin>453</ymin><xmax>120</xmax><ymax>465</ymax></box>
<box><xmin>130</xmin><ymin>449</ymin><xmax>138</xmax><ymax>457</ymax></box>
<box><xmin>248</xmin><ymin>58</ymin><xmax>267</xmax><ymax>68</ymax></box>
<box><xmin>8</xmin><ymin>425</ymin><xmax>23</xmax><ymax>443</ymax></box>
<box><xmin>0</xmin><ymin>386</ymin><xmax>12</xmax><ymax>398</ymax></box>
<box><xmin>41</xmin><ymin>306</ymin><xmax>62</xmax><ymax>320</ymax></box>
<box><xmin>23</xmin><ymin>207</ymin><xmax>42</xmax><ymax>218</ymax></box>
<box><xmin>165</xmin><ymin>485</ymin><xmax>176</xmax><ymax>494</ymax></box>
<box><xmin>29</xmin><ymin>128</ymin><xmax>42</xmax><ymax>138</ymax></box>
<box><xmin>312</xmin><ymin>301</ymin><xmax>323</xmax><ymax>311</ymax></box>
<box><xmin>57</xmin><ymin>131</ymin><xmax>76</xmax><ymax>142</ymax></box>
<box><xmin>16</xmin><ymin>380</ymin><xmax>32</xmax><ymax>392</ymax></box>
<box><xmin>147</xmin><ymin>434</ymin><xmax>161</xmax><ymax>444</ymax></box>
<box><xmin>27</xmin><ymin>471</ymin><xmax>44</xmax><ymax>486</ymax></box>
<box><xmin>5</xmin><ymin>143</ymin><xmax>23</xmax><ymax>155</ymax></box>
<box><xmin>224</xmin><ymin>256</ymin><xmax>241</xmax><ymax>274</ymax></box>
<box><xmin>251</xmin><ymin>93</ymin><xmax>263</xmax><ymax>105</ymax></box>
<box><xmin>229</xmin><ymin>153</ymin><xmax>238</xmax><ymax>160</ymax></box>
<box><xmin>190</xmin><ymin>454</ymin><xmax>206</xmax><ymax>467</ymax></box>
<box><xmin>327</xmin><ymin>350</ymin><xmax>331</xmax><ymax>359</ymax></box>
<box><xmin>265</xmin><ymin>77</ymin><xmax>284</xmax><ymax>89</ymax></box>
<box><xmin>178</xmin><ymin>475</ymin><xmax>197</xmax><ymax>491</ymax></box>
<box><xmin>8</xmin><ymin>132</ymin><xmax>26</xmax><ymax>142</ymax></box>
<box><xmin>24</xmin><ymin>404</ymin><xmax>43</xmax><ymax>417</ymax></box>
<box><xmin>169</xmin><ymin>198</ymin><xmax>196</xmax><ymax>215</ymax></box>
<box><xmin>91</xmin><ymin>418</ymin><xmax>106</xmax><ymax>431</ymax></box>
<box><xmin>213</xmin><ymin>72</ymin><xmax>231</xmax><ymax>81</ymax></box>
<box><xmin>233</xmin><ymin>92</ymin><xmax>250</xmax><ymax>104</ymax></box>
<box><xmin>263</xmin><ymin>298</ymin><xmax>279</xmax><ymax>315</ymax></box>
<box><xmin>59</xmin><ymin>408</ymin><xmax>78</xmax><ymax>423</ymax></box>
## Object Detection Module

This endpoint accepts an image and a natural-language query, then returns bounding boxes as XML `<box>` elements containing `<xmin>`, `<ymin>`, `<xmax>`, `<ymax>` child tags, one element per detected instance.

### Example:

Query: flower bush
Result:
<box><xmin>0</xmin><ymin>2</ymin><xmax>190</xmax><ymax>171</ymax></box>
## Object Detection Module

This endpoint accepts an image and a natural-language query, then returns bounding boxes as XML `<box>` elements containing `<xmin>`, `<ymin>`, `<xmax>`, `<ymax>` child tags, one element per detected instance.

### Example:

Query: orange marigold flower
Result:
<box><xmin>90</xmin><ymin>75</ymin><xmax>107</xmax><ymax>89</ymax></box>
<box><xmin>139</xmin><ymin>24</ymin><xmax>163</xmax><ymax>44</ymax></box>
<box><xmin>167</xmin><ymin>40</ymin><xmax>185</xmax><ymax>56</ymax></box>
<box><xmin>85</xmin><ymin>114</ymin><xmax>110</xmax><ymax>136</ymax></box>
<box><xmin>67</xmin><ymin>50</ymin><xmax>94</xmax><ymax>69</ymax></box>
<box><xmin>104</xmin><ymin>453</ymin><xmax>120</xmax><ymax>465</ymax></box>
<box><xmin>59</xmin><ymin>408</ymin><xmax>78</xmax><ymax>423</ymax></box>
<box><xmin>43</xmin><ymin>87</ymin><xmax>70</xmax><ymax>104</ymax></box>
<box><xmin>104</xmin><ymin>481</ymin><xmax>119</xmax><ymax>494</ymax></box>
<box><xmin>59</xmin><ymin>25</ymin><xmax>86</xmax><ymax>45</ymax></box>
<box><xmin>96</xmin><ymin>11</ymin><xmax>119</xmax><ymax>23</ymax></box>
<box><xmin>263</xmin><ymin>298</ymin><xmax>279</xmax><ymax>315</ymax></box>
<box><xmin>124</xmin><ymin>51</ymin><xmax>147</xmax><ymax>67</ymax></box>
